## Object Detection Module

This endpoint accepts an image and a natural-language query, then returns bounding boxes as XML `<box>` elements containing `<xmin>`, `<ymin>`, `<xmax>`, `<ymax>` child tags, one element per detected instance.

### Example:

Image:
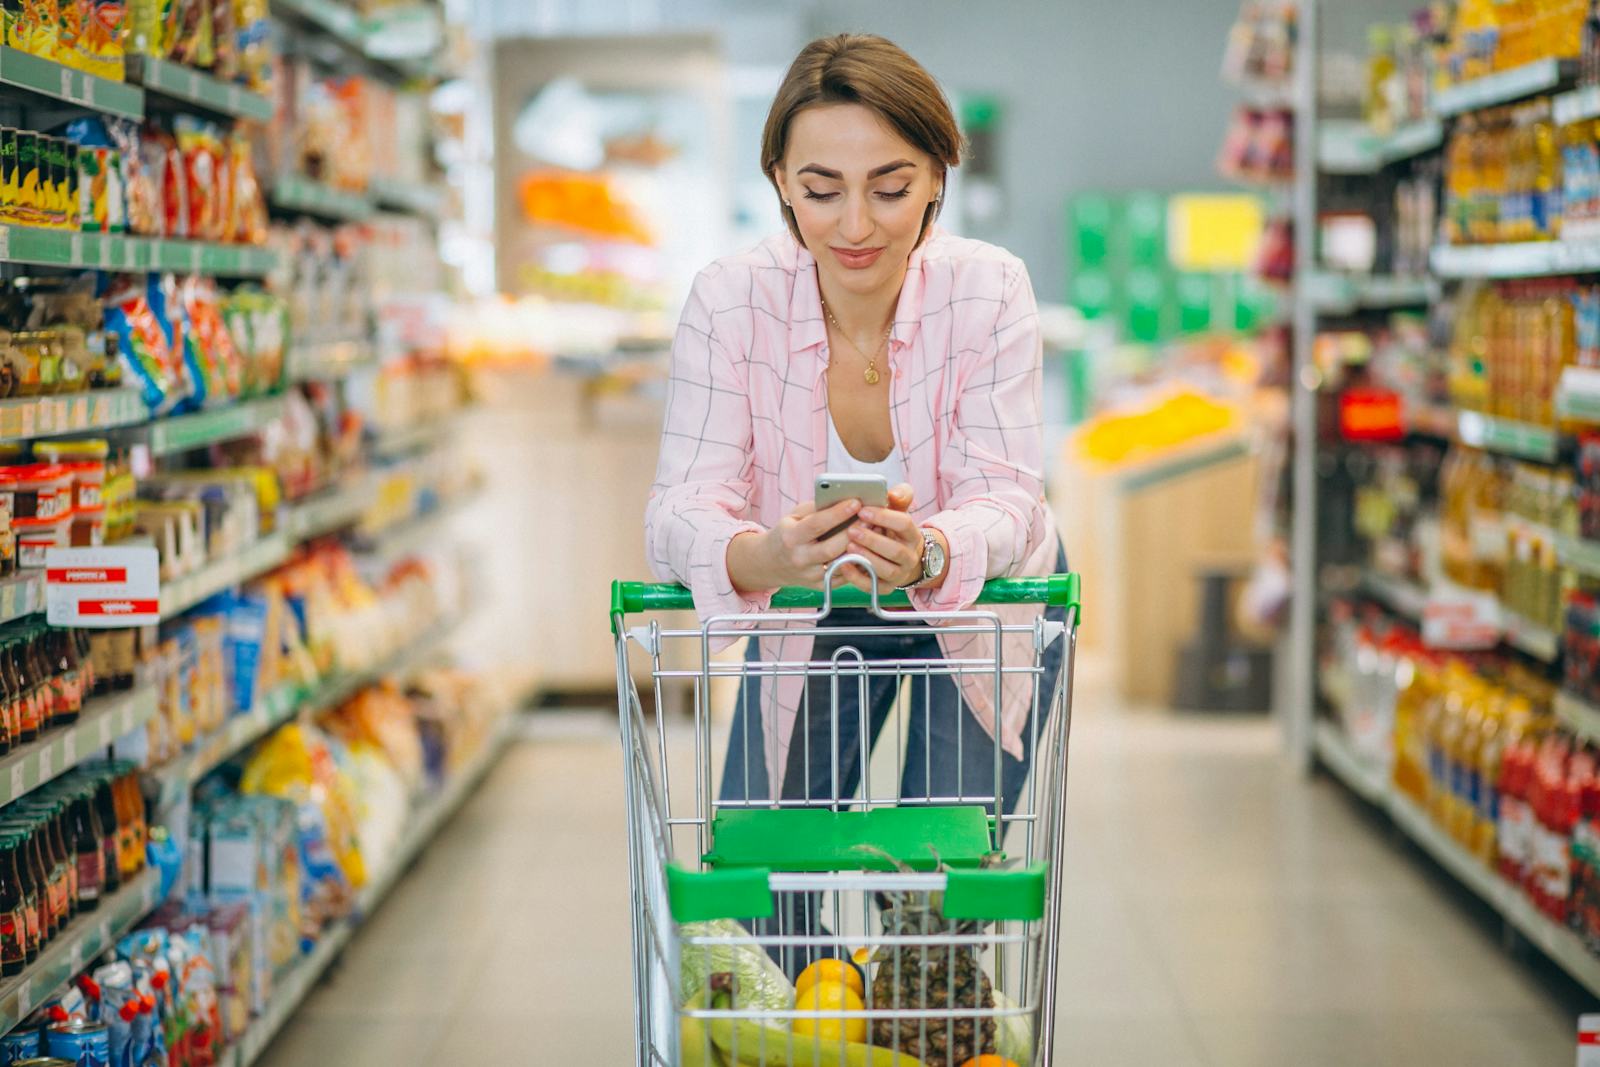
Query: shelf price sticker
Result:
<box><xmin>1422</xmin><ymin>586</ymin><xmax>1503</xmax><ymax>651</ymax></box>
<box><xmin>45</xmin><ymin>546</ymin><xmax>160</xmax><ymax>627</ymax></box>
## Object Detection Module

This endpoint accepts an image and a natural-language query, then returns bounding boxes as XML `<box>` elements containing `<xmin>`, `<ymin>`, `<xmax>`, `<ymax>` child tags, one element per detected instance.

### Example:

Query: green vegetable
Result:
<box><xmin>680</xmin><ymin>919</ymin><xmax>795</xmax><ymax>1012</ymax></box>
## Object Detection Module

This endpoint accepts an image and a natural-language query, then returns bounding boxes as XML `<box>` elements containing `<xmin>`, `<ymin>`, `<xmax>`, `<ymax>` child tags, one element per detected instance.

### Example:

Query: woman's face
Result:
<box><xmin>774</xmin><ymin>103</ymin><xmax>941</xmax><ymax>300</ymax></box>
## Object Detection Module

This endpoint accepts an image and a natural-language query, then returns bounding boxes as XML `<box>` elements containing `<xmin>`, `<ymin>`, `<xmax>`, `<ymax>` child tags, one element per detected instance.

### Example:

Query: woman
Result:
<box><xmin>646</xmin><ymin>33</ymin><xmax>1066</xmax><ymax>826</ymax></box>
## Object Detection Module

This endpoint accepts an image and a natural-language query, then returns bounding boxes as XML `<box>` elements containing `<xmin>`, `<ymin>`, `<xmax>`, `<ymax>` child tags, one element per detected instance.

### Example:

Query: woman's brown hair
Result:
<box><xmin>761</xmin><ymin>34</ymin><xmax>963</xmax><ymax>245</ymax></box>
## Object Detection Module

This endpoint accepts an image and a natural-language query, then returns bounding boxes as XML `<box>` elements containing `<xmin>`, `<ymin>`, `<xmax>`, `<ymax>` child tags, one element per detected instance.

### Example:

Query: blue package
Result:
<box><xmin>148</xmin><ymin>274</ymin><xmax>206</xmax><ymax>415</ymax></box>
<box><xmin>218</xmin><ymin>592</ymin><xmax>268</xmax><ymax>716</ymax></box>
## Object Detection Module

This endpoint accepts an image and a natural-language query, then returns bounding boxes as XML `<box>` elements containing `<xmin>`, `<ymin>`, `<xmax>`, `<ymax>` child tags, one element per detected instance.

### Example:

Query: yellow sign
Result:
<box><xmin>1166</xmin><ymin>194</ymin><xmax>1264</xmax><ymax>272</ymax></box>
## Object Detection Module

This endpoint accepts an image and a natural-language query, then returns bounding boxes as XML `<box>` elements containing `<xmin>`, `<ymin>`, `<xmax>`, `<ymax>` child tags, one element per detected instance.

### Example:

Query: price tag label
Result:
<box><xmin>19</xmin><ymin>404</ymin><xmax>34</xmax><ymax>439</ymax></box>
<box><xmin>69</xmin><ymin>942</ymin><xmax>81</xmax><ymax>974</ymax></box>
<box><xmin>62</xmin><ymin>732</ymin><xmax>74</xmax><ymax>767</ymax></box>
<box><xmin>59</xmin><ymin>68</ymin><xmax>71</xmax><ymax>100</ymax></box>
<box><xmin>228</xmin><ymin>85</ymin><xmax>241</xmax><ymax>112</ymax></box>
<box><xmin>73</xmin><ymin>396</ymin><xmax>88</xmax><ymax>428</ymax></box>
<box><xmin>47</xmin><ymin>547</ymin><xmax>161</xmax><ymax>629</ymax></box>
<box><xmin>189</xmin><ymin>244</ymin><xmax>201</xmax><ymax>272</ymax></box>
<box><xmin>188</xmin><ymin>70</ymin><xmax>200</xmax><ymax>98</ymax></box>
<box><xmin>0</xmin><ymin>227</ymin><xmax>10</xmax><ymax>261</ymax></box>
<box><xmin>82</xmin><ymin>77</ymin><xmax>94</xmax><ymax>108</ymax></box>
<box><xmin>98</xmin><ymin>238</ymin><xmax>111</xmax><ymax>269</ymax></box>
<box><xmin>68</xmin><ymin>233</ymin><xmax>82</xmax><ymax>264</ymax></box>
<box><xmin>9</xmin><ymin>763</ymin><xmax>23</xmax><ymax>799</ymax></box>
<box><xmin>18</xmin><ymin>981</ymin><xmax>31</xmax><ymax>1016</ymax></box>
<box><xmin>38</xmin><ymin>747</ymin><xmax>52</xmax><ymax>781</ymax></box>
<box><xmin>97</xmin><ymin>920</ymin><xmax>109</xmax><ymax>948</ymax></box>
<box><xmin>122</xmin><ymin>238</ymin><xmax>136</xmax><ymax>270</ymax></box>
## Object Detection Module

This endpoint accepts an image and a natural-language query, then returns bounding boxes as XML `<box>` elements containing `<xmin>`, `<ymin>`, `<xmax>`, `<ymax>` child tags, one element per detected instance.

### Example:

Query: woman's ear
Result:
<box><xmin>773</xmin><ymin>168</ymin><xmax>791</xmax><ymax>207</ymax></box>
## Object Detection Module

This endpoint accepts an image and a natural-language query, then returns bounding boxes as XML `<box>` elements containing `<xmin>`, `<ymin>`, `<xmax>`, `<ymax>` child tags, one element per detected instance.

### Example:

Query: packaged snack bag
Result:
<box><xmin>148</xmin><ymin>272</ymin><xmax>206</xmax><ymax>412</ymax></box>
<box><xmin>207</xmin><ymin>0</ymin><xmax>232</xmax><ymax>80</ymax></box>
<box><xmin>108</xmin><ymin>119</ymin><xmax>154</xmax><ymax>236</ymax></box>
<box><xmin>175</xmin><ymin>117</ymin><xmax>221</xmax><ymax>240</ymax></box>
<box><xmin>164</xmin><ymin>0</ymin><xmax>208</xmax><ymax>67</ymax></box>
<box><xmin>102</xmin><ymin>273</ymin><xmax>186</xmax><ymax>415</ymax></box>
<box><xmin>232</xmin><ymin>0</ymin><xmax>268</xmax><ymax>92</ymax></box>
<box><xmin>182</xmin><ymin>275</ymin><xmax>242</xmax><ymax>401</ymax></box>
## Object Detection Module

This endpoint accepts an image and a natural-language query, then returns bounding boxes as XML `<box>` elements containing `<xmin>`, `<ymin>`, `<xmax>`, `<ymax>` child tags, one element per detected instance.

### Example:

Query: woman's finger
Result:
<box><xmin>794</xmin><ymin>499</ymin><xmax>860</xmax><ymax>541</ymax></box>
<box><xmin>848</xmin><ymin>523</ymin><xmax>918</xmax><ymax>566</ymax></box>
<box><xmin>857</xmin><ymin>505</ymin><xmax>918</xmax><ymax>536</ymax></box>
<box><xmin>800</xmin><ymin>528</ymin><xmax>854</xmax><ymax>566</ymax></box>
<box><xmin>847</xmin><ymin>546</ymin><xmax>907</xmax><ymax>589</ymax></box>
<box><xmin>886</xmin><ymin>483</ymin><xmax>914</xmax><ymax>512</ymax></box>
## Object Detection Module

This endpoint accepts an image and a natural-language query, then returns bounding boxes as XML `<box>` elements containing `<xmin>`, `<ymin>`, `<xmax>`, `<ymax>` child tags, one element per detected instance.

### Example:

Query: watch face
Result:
<box><xmin>927</xmin><ymin>536</ymin><xmax>947</xmax><ymax>578</ymax></box>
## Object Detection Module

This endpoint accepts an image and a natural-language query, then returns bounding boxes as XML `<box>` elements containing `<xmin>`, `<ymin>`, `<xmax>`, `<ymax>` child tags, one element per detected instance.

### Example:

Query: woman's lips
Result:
<box><xmin>831</xmin><ymin>246</ymin><xmax>884</xmax><ymax>269</ymax></box>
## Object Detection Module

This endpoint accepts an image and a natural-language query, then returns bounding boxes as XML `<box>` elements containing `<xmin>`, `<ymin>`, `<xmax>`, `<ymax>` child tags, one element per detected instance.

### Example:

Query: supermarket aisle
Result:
<box><xmin>258</xmin><ymin>653</ymin><xmax>1588</xmax><ymax>1066</ymax></box>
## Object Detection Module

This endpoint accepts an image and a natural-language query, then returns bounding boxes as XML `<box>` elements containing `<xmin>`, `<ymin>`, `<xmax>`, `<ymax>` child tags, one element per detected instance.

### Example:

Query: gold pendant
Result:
<box><xmin>864</xmin><ymin>362</ymin><xmax>880</xmax><ymax>386</ymax></box>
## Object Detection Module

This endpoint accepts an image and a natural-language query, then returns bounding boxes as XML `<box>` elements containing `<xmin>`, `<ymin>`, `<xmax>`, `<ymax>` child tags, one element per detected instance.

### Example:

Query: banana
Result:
<box><xmin>683</xmin><ymin>991</ymin><xmax>731</xmax><ymax>1067</ymax></box>
<box><xmin>706</xmin><ymin>974</ymin><xmax>926</xmax><ymax>1067</ymax></box>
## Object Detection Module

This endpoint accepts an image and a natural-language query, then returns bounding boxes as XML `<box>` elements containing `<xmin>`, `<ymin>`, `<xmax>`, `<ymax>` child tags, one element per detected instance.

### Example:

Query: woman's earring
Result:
<box><xmin>783</xmin><ymin>199</ymin><xmax>792</xmax><ymax>208</ymax></box>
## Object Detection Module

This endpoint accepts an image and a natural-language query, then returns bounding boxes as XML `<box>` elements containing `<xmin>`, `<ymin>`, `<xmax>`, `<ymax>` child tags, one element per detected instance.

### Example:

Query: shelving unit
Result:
<box><xmin>126</xmin><ymin>57</ymin><xmax>275</xmax><ymax>121</ymax></box>
<box><xmin>0</xmin><ymin>391</ymin><xmax>148</xmax><ymax>444</ymax></box>
<box><xmin>137</xmin><ymin>395</ymin><xmax>289</xmax><ymax>457</ymax></box>
<box><xmin>287</xmin><ymin>337</ymin><xmax>378</xmax><ymax>382</ymax></box>
<box><xmin>0</xmin><ymin>47</ymin><xmax>144</xmax><ymax>118</ymax></box>
<box><xmin>283</xmin><ymin>477</ymin><xmax>378</xmax><ymax>541</ymax></box>
<box><xmin>270</xmin><ymin>175</ymin><xmax>375</xmax><ymax>224</ymax></box>
<box><xmin>0</xmin><ymin>227</ymin><xmax>277</xmax><ymax>277</ymax></box>
<box><xmin>159</xmin><ymin>534</ymin><xmax>291</xmax><ymax>620</ymax></box>
<box><xmin>1294</xmin><ymin>0</ymin><xmax>1600</xmax><ymax>1009</ymax></box>
<box><xmin>0</xmin><ymin>688</ymin><xmax>156</xmax><ymax>805</ymax></box>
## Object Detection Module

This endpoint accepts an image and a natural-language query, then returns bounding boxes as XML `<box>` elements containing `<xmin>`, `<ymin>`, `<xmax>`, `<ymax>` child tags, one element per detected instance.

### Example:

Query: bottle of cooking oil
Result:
<box><xmin>1533</xmin><ymin>99</ymin><xmax>1563</xmax><ymax>239</ymax></box>
<box><xmin>1394</xmin><ymin>654</ymin><xmax>1436</xmax><ymax>804</ymax></box>
<box><xmin>1431</xmin><ymin>665</ymin><xmax>1470</xmax><ymax>827</ymax></box>
<box><xmin>1476</xmin><ymin>687</ymin><xmax>1511</xmax><ymax>864</ymax></box>
<box><xmin>1453</xmin><ymin>678</ymin><xmax>1491</xmax><ymax>845</ymax></box>
<box><xmin>1368</xmin><ymin>25</ymin><xmax>1398</xmax><ymax>135</ymax></box>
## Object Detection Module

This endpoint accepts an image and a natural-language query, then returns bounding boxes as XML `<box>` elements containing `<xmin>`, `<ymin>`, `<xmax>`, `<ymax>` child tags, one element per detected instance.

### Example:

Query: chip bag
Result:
<box><xmin>103</xmin><ymin>273</ymin><xmax>187</xmax><ymax>415</ymax></box>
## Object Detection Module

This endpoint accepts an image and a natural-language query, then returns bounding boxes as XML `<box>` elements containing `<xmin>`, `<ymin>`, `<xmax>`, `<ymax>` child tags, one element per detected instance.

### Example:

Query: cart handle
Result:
<box><xmin>611</xmin><ymin>572</ymin><xmax>1081</xmax><ymax>628</ymax></box>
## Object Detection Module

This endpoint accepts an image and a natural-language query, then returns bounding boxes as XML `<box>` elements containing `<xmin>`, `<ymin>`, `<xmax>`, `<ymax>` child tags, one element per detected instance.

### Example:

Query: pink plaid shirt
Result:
<box><xmin>645</xmin><ymin>228</ymin><xmax>1060</xmax><ymax>789</ymax></box>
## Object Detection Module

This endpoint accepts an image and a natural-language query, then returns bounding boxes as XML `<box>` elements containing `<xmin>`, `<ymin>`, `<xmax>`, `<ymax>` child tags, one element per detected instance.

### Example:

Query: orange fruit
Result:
<box><xmin>960</xmin><ymin>1058</ymin><xmax>1020</xmax><ymax>1067</ymax></box>
<box><xmin>795</xmin><ymin>958</ymin><xmax>865</xmax><ymax>1001</ymax></box>
<box><xmin>792</xmin><ymin>981</ymin><xmax>866</xmax><ymax>1044</ymax></box>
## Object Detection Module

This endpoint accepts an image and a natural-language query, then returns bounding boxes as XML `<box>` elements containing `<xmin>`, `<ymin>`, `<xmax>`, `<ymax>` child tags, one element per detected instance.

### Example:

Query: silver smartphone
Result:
<box><xmin>814</xmin><ymin>472</ymin><xmax>889</xmax><ymax>540</ymax></box>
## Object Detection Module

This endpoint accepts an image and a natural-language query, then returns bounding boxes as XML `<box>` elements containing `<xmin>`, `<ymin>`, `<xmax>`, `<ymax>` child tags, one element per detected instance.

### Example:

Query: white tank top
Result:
<box><xmin>826</xmin><ymin>410</ymin><xmax>906</xmax><ymax>486</ymax></box>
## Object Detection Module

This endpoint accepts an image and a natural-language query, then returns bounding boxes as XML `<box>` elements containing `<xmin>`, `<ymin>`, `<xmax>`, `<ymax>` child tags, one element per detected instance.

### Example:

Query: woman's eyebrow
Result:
<box><xmin>796</xmin><ymin>159</ymin><xmax>917</xmax><ymax>180</ymax></box>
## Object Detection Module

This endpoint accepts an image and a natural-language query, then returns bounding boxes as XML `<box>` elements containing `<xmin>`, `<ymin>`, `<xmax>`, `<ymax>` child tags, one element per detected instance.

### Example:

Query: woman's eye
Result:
<box><xmin>877</xmin><ymin>188</ymin><xmax>912</xmax><ymax>201</ymax></box>
<box><xmin>802</xmin><ymin>189</ymin><xmax>839</xmax><ymax>202</ymax></box>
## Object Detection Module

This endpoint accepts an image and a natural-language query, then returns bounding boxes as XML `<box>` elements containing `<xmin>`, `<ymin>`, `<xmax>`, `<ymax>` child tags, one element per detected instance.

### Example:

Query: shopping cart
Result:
<box><xmin>613</xmin><ymin>555</ymin><xmax>1081</xmax><ymax>1067</ymax></box>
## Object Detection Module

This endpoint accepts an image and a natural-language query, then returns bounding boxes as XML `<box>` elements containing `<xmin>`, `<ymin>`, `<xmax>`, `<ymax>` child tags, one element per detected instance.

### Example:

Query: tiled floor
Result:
<box><xmin>257</xmin><ymin>654</ymin><xmax>1592</xmax><ymax>1065</ymax></box>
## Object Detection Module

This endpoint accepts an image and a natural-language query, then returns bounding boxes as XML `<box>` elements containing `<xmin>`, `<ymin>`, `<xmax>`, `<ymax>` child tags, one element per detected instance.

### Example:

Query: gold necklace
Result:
<box><xmin>821</xmin><ymin>300</ymin><xmax>891</xmax><ymax>386</ymax></box>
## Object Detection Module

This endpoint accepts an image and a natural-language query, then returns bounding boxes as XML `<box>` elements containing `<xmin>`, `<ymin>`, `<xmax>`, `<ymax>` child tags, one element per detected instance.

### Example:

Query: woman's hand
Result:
<box><xmin>841</xmin><ymin>484</ymin><xmax>927</xmax><ymax>592</ymax></box>
<box><xmin>727</xmin><ymin>499</ymin><xmax>862</xmax><ymax>593</ymax></box>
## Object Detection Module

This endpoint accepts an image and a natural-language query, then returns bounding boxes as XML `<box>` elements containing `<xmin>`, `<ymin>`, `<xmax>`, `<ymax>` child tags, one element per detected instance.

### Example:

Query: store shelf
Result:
<box><xmin>1431</xmin><ymin>237</ymin><xmax>1600</xmax><ymax>279</ymax></box>
<box><xmin>369</xmin><ymin>413</ymin><xmax>463</xmax><ymax>461</ymax></box>
<box><xmin>1555</xmin><ymin>83</ymin><xmax>1600</xmax><ymax>126</ymax></box>
<box><xmin>287</xmin><ymin>337</ymin><xmax>377</xmax><ymax>382</ymax></box>
<box><xmin>1556</xmin><ymin>531</ymin><xmax>1600</xmax><ymax>577</ymax></box>
<box><xmin>1557</xmin><ymin>365</ymin><xmax>1600</xmax><ymax>424</ymax></box>
<box><xmin>1359</xmin><ymin>569</ymin><xmax>1428</xmax><ymax>622</ymax></box>
<box><xmin>283</xmin><ymin>478</ymin><xmax>377</xmax><ymax>542</ymax></box>
<box><xmin>0</xmin><ymin>226</ymin><xmax>276</xmax><ymax>276</ymax></box>
<box><xmin>160</xmin><ymin>534</ymin><xmax>291</xmax><ymax>621</ymax></box>
<box><xmin>0</xmin><ymin>46</ymin><xmax>143</xmax><ymax>119</ymax></box>
<box><xmin>0</xmin><ymin>687</ymin><xmax>156</xmax><ymax>806</ymax></box>
<box><xmin>1556</xmin><ymin>690</ymin><xmax>1600</xmax><ymax>745</ymax></box>
<box><xmin>1304</xmin><ymin>271</ymin><xmax>1433</xmax><ymax>314</ymax></box>
<box><xmin>0</xmin><ymin>868</ymin><xmax>161</xmax><ymax>1033</ymax></box>
<box><xmin>0</xmin><ymin>390</ymin><xmax>147</xmax><ymax>444</ymax></box>
<box><xmin>218</xmin><ymin>712</ymin><xmax>514</xmax><ymax>1067</ymax></box>
<box><xmin>1316</xmin><ymin>717</ymin><xmax>1600</xmax><ymax>1000</ymax></box>
<box><xmin>0</xmin><ymin>572</ymin><xmax>42</xmax><ymax>626</ymax></box>
<box><xmin>157</xmin><ymin>616</ymin><xmax>462</xmax><ymax>802</ymax></box>
<box><xmin>1456</xmin><ymin>410</ymin><xmax>1560</xmax><ymax>462</ymax></box>
<box><xmin>138</xmin><ymin>395</ymin><xmax>287</xmax><ymax>457</ymax></box>
<box><xmin>1434</xmin><ymin>57</ymin><xmax>1567</xmax><ymax>117</ymax></box>
<box><xmin>357</xmin><ymin>492</ymin><xmax>479</xmax><ymax>560</ymax></box>
<box><xmin>270</xmin><ymin>0</ymin><xmax>367</xmax><ymax>52</ymax></box>
<box><xmin>1502</xmin><ymin>609</ymin><xmax>1561</xmax><ymax>663</ymax></box>
<box><xmin>126</xmin><ymin>57</ymin><xmax>274</xmax><ymax>121</ymax></box>
<box><xmin>1312</xmin><ymin>720</ymin><xmax>1388</xmax><ymax>805</ymax></box>
<box><xmin>368</xmin><ymin>177</ymin><xmax>445</xmax><ymax>219</ymax></box>
<box><xmin>1317</xmin><ymin>118</ymin><xmax>1444</xmax><ymax>174</ymax></box>
<box><xmin>270</xmin><ymin>175</ymin><xmax>374</xmax><ymax>223</ymax></box>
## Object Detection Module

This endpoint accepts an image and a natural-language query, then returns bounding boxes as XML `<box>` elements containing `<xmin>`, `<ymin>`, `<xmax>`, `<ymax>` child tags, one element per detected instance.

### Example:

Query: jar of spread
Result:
<box><xmin>0</xmin><ymin>464</ymin><xmax>72</xmax><ymax>521</ymax></box>
<box><xmin>12</xmin><ymin>513</ymin><xmax>70</xmax><ymax>569</ymax></box>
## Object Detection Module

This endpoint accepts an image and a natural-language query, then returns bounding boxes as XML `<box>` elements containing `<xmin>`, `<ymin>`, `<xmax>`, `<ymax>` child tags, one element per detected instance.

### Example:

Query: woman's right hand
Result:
<box><xmin>728</xmin><ymin>499</ymin><xmax>862</xmax><ymax>593</ymax></box>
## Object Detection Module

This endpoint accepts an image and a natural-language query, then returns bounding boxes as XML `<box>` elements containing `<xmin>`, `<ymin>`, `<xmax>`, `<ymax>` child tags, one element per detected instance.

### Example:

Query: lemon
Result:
<box><xmin>791</xmin><ymin>980</ymin><xmax>866</xmax><ymax>1044</ymax></box>
<box><xmin>795</xmin><ymin>958</ymin><xmax>864</xmax><ymax>1001</ymax></box>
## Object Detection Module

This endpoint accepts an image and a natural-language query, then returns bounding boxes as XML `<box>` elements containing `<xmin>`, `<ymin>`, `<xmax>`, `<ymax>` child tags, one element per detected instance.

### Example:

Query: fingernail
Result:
<box><xmin>859</xmin><ymin>507</ymin><xmax>875</xmax><ymax>520</ymax></box>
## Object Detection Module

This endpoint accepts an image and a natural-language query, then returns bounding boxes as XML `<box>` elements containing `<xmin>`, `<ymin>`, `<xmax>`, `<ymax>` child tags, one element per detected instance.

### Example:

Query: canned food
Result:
<box><xmin>0</xmin><ymin>129</ymin><xmax>15</xmax><ymax>225</ymax></box>
<box><xmin>44</xmin><ymin>1019</ymin><xmax>108</xmax><ymax>1066</ymax></box>
<box><xmin>15</xmin><ymin>133</ymin><xmax>37</xmax><ymax>226</ymax></box>
<box><xmin>0</xmin><ymin>1027</ymin><xmax>40</xmax><ymax>1065</ymax></box>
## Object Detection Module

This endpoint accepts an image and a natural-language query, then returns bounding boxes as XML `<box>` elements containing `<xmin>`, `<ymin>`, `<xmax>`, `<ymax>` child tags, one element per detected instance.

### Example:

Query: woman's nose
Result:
<box><xmin>840</xmin><ymin>194</ymin><xmax>873</xmax><ymax>243</ymax></box>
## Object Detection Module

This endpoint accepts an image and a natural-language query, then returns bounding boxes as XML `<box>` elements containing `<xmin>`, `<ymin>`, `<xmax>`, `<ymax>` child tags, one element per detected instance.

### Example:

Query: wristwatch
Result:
<box><xmin>903</xmin><ymin>529</ymin><xmax>947</xmax><ymax>589</ymax></box>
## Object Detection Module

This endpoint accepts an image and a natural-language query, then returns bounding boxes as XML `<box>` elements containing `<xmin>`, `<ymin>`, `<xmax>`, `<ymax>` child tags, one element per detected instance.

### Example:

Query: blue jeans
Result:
<box><xmin>715</xmin><ymin>546</ymin><xmax>1070</xmax><ymax>974</ymax></box>
<box><xmin>719</xmin><ymin>545</ymin><xmax>1069</xmax><ymax>816</ymax></box>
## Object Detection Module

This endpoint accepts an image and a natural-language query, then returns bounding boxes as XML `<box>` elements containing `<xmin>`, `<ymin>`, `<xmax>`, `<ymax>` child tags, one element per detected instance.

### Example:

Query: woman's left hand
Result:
<box><xmin>842</xmin><ymin>484</ymin><xmax>924</xmax><ymax>592</ymax></box>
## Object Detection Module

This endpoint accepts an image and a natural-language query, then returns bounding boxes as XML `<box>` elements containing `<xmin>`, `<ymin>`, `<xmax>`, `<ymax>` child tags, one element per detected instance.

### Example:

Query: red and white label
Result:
<box><xmin>1578</xmin><ymin>1014</ymin><xmax>1600</xmax><ymax>1064</ymax></box>
<box><xmin>46</xmin><ymin>568</ymin><xmax>127</xmax><ymax>583</ymax></box>
<box><xmin>46</xmin><ymin>547</ymin><xmax>159</xmax><ymax>628</ymax></box>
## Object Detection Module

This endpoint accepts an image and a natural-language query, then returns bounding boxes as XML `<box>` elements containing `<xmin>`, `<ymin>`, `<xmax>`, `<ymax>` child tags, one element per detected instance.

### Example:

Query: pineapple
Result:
<box><xmin>863</xmin><ymin>849</ymin><xmax>999</xmax><ymax>1065</ymax></box>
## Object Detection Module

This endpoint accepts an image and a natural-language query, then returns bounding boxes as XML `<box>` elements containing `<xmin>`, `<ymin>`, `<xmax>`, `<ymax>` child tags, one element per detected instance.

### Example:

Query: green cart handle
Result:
<box><xmin>611</xmin><ymin>572</ymin><xmax>1081</xmax><ymax>631</ymax></box>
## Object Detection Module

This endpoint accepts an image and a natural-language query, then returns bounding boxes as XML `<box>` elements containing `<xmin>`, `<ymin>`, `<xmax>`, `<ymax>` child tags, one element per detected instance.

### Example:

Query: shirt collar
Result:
<box><xmin>787</xmin><ymin>229</ymin><xmax>934</xmax><ymax>357</ymax></box>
